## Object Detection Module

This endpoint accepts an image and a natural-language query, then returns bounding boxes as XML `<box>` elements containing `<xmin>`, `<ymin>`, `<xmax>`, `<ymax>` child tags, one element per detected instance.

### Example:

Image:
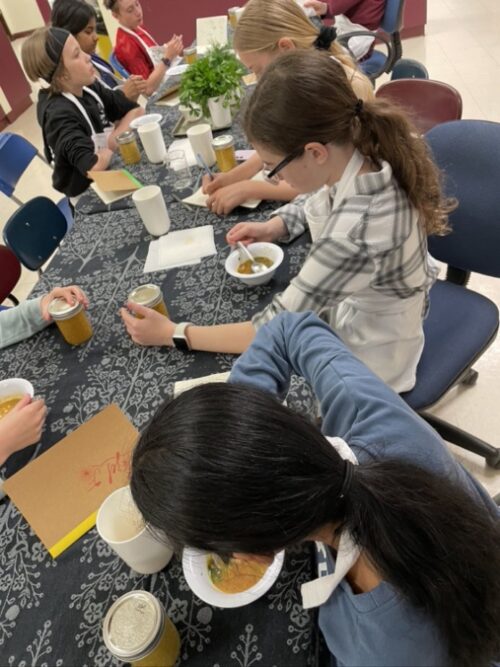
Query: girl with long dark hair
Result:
<box><xmin>131</xmin><ymin>312</ymin><xmax>500</xmax><ymax>667</ymax></box>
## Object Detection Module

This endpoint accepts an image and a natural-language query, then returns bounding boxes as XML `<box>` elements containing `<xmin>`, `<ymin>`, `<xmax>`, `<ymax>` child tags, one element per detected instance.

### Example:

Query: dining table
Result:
<box><xmin>0</xmin><ymin>85</ymin><xmax>329</xmax><ymax>666</ymax></box>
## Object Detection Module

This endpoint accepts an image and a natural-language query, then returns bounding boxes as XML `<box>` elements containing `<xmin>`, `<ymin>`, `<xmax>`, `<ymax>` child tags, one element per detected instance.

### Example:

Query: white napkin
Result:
<box><xmin>196</xmin><ymin>16</ymin><xmax>228</xmax><ymax>49</ymax></box>
<box><xmin>300</xmin><ymin>436</ymin><xmax>361</xmax><ymax>609</ymax></box>
<box><xmin>144</xmin><ymin>225</ymin><xmax>216</xmax><ymax>273</ymax></box>
<box><xmin>174</xmin><ymin>371</ymin><xmax>230</xmax><ymax>398</ymax></box>
<box><xmin>182</xmin><ymin>171</ymin><xmax>266</xmax><ymax>210</ymax></box>
<box><xmin>155</xmin><ymin>94</ymin><xmax>180</xmax><ymax>107</ymax></box>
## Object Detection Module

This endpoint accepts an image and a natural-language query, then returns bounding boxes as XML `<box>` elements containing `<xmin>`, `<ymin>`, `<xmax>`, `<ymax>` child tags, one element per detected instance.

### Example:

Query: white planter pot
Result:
<box><xmin>208</xmin><ymin>96</ymin><xmax>232</xmax><ymax>128</ymax></box>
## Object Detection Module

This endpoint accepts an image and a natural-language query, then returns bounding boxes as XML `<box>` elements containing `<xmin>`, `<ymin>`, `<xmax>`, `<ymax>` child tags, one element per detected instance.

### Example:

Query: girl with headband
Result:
<box><xmin>121</xmin><ymin>51</ymin><xmax>451</xmax><ymax>395</ymax></box>
<box><xmin>22</xmin><ymin>27</ymin><xmax>144</xmax><ymax>203</ymax></box>
<box><xmin>202</xmin><ymin>0</ymin><xmax>373</xmax><ymax>215</ymax></box>
<box><xmin>51</xmin><ymin>0</ymin><xmax>147</xmax><ymax>101</ymax></box>
<box><xmin>130</xmin><ymin>312</ymin><xmax>500</xmax><ymax>666</ymax></box>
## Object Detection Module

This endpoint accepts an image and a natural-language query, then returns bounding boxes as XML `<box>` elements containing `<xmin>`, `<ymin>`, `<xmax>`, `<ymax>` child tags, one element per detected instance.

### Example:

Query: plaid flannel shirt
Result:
<box><xmin>252</xmin><ymin>161</ymin><xmax>438</xmax><ymax>329</ymax></box>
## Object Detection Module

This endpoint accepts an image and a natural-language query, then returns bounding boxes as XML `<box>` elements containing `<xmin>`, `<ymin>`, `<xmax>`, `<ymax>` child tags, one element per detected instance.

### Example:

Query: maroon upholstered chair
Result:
<box><xmin>375</xmin><ymin>78</ymin><xmax>463</xmax><ymax>134</ymax></box>
<box><xmin>0</xmin><ymin>244</ymin><xmax>21</xmax><ymax>307</ymax></box>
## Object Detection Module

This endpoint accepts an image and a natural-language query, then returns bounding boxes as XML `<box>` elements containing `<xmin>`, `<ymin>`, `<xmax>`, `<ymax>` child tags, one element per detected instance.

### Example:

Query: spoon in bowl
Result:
<box><xmin>236</xmin><ymin>242</ymin><xmax>267</xmax><ymax>274</ymax></box>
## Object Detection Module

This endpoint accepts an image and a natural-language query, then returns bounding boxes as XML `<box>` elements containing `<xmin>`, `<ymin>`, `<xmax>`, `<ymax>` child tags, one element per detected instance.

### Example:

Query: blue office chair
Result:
<box><xmin>0</xmin><ymin>245</ymin><xmax>21</xmax><ymax>306</ymax></box>
<box><xmin>0</xmin><ymin>133</ymin><xmax>49</xmax><ymax>206</ymax></box>
<box><xmin>391</xmin><ymin>57</ymin><xmax>429</xmax><ymax>80</ymax></box>
<box><xmin>401</xmin><ymin>120</ymin><xmax>500</xmax><ymax>468</ymax></box>
<box><xmin>3</xmin><ymin>196</ymin><xmax>68</xmax><ymax>275</ymax></box>
<box><xmin>109</xmin><ymin>50</ymin><xmax>130</xmax><ymax>79</ymax></box>
<box><xmin>337</xmin><ymin>0</ymin><xmax>405</xmax><ymax>81</ymax></box>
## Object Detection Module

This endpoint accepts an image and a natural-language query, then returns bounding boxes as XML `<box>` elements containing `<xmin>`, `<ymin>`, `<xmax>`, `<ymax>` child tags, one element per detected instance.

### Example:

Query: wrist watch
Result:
<box><xmin>161</xmin><ymin>56</ymin><xmax>171</xmax><ymax>68</ymax></box>
<box><xmin>172</xmin><ymin>322</ymin><xmax>192</xmax><ymax>351</ymax></box>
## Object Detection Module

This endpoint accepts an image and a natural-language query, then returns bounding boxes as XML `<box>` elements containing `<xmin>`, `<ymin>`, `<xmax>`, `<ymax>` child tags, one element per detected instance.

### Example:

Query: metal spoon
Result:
<box><xmin>236</xmin><ymin>242</ymin><xmax>267</xmax><ymax>274</ymax></box>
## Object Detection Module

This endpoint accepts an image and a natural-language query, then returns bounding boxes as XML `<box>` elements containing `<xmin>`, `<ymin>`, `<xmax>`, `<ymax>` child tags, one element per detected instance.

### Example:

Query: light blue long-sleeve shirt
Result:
<box><xmin>229</xmin><ymin>311</ymin><xmax>497</xmax><ymax>666</ymax></box>
<box><xmin>0</xmin><ymin>298</ymin><xmax>48</xmax><ymax>349</ymax></box>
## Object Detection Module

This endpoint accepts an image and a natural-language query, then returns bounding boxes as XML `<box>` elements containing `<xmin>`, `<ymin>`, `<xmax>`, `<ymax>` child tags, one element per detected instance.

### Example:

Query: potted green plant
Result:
<box><xmin>179</xmin><ymin>44</ymin><xmax>246</xmax><ymax>127</ymax></box>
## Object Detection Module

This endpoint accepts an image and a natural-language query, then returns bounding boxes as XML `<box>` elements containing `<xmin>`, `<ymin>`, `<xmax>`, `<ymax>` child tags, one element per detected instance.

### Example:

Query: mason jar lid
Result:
<box><xmin>102</xmin><ymin>591</ymin><xmax>165</xmax><ymax>661</ymax></box>
<box><xmin>128</xmin><ymin>284</ymin><xmax>162</xmax><ymax>309</ymax></box>
<box><xmin>116</xmin><ymin>130</ymin><xmax>136</xmax><ymax>144</ymax></box>
<box><xmin>212</xmin><ymin>134</ymin><xmax>234</xmax><ymax>150</ymax></box>
<box><xmin>47</xmin><ymin>298</ymin><xmax>83</xmax><ymax>321</ymax></box>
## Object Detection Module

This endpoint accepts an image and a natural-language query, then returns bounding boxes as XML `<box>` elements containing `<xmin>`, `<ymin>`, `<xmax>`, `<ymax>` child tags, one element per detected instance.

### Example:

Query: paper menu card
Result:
<box><xmin>4</xmin><ymin>404</ymin><xmax>138</xmax><ymax>558</ymax></box>
<box><xmin>196</xmin><ymin>16</ymin><xmax>228</xmax><ymax>49</ymax></box>
<box><xmin>182</xmin><ymin>171</ymin><xmax>266</xmax><ymax>210</ymax></box>
<box><xmin>144</xmin><ymin>224</ymin><xmax>217</xmax><ymax>273</ymax></box>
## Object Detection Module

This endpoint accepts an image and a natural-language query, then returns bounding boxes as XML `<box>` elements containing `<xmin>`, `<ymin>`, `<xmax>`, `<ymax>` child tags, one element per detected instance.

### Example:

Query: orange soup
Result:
<box><xmin>237</xmin><ymin>257</ymin><xmax>274</xmax><ymax>275</ymax></box>
<box><xmin>207</xmin><ymin>556</ymin><xmax>268</xmax><ymax>594</ymax></box>
<box><xmin>0</xmin><ymin>395</ymin><xmax>23</xmax><ymax>420</ymax></box>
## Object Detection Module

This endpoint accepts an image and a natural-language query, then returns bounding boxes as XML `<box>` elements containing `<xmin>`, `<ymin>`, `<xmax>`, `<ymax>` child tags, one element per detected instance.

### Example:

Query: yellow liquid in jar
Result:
<box><xmin>214</xmin><ymin>145</ymin><xmax>237</xmax><ymax>173</ymax></box>
<box><xmin>119</xmin><ymin>139</ymin><xmax>141</xmax><ymax>165</ymax></box>
<box><xmin>55</xmin><ymin>310</ymin><xmax>93</xmax><ymax>346</ymax></box>
<box><xmin>132</xmin><ymin>617</ymin><xmax>180</xmax><ymax>667</ymax></box>
<box><xmin>0</xmin><ymin>395</ymin><xmax>23</xmax><ymax>420</ymax></box>
<box><xmin>184</xmin><ymin>51</ymin><xmax>197</xmax><ymax>65</ymax></box>
<box><xmin>228</xmin><ymin>12</ymin><xmax>238</xmax><ymax>29</ymax></box>
<box><xmin>152</xmin><ymin>300</ymin><xmax>168</xmax><ymax>317</ymax></box>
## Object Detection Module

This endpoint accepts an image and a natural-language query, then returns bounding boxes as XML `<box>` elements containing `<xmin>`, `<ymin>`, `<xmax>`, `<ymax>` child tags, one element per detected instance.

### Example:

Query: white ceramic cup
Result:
<box><xmin>207</xmin><ymin>97</ymin><xmax>232</xmax><ymax>128</ymax></box>
<box><xmin>186</xmin><ymin>123</ymin><xmax>216</xmax><ymax>167</ymax></box>
<box><xmin>96</xmin><ymin>485</ymin><xmax>173</xmax><ymax>575</ymax></box>
<box><xmin>137</xmin><ymin>121</ymin><xmax>167</xmax><ymax>164</ymax></box>
<box><xmin>132</xmin><ymin>185</ymin><xmax>171</xmax><ymax>236</ymax></box>
<box><xmin>0</xmin><ymin>378</ymin><xmax>34</xmax><ymax>403</ymax></box>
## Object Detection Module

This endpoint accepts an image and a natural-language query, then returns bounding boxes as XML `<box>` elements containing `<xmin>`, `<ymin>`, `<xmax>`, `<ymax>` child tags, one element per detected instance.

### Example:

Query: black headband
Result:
<box><xmin>313</xmin><ymin>25</ymin><xmax>337</xmax><ymax>51</ymax></box>
<box><xmin>44</xmin><ymin>27</ymin><xmax>71</xmax><ymax>82</ymax></box>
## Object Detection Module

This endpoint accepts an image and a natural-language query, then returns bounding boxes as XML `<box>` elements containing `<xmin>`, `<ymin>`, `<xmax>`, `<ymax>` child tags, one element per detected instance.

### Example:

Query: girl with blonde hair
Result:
<box><xmin>203</xmin><ymin>0</ymin><xmax>373</xmax><ymax>215</ymax></box>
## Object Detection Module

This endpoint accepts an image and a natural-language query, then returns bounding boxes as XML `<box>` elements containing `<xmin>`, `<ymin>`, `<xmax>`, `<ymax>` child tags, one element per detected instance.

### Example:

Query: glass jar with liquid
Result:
<box><xmin>212</xmin><ymin>135</ymin><xmax>237</xmax><ymax>173</ymax></box>
<box><xmin>117</xmin><ymin>130</ymin><xmax>141</xmax><ymax>165</ymax></box>
<box><xmin>48</xmin><ymin>298</ymin><xmax>93</xmax><ymax>346</ymax></box>
<box><xmin>103</xmin><ymin>591</ymin><xmax>180</xmax><ymax>667</ymax></box>
<box><xmin>128</xmin><ymin>284</ymin><xmax>168</xmax><ymax>318</ymax></box>
<box><xmin>183</xmin><ymin>46</ymin><xmax>197</xmax><ymax>65</ymax></box>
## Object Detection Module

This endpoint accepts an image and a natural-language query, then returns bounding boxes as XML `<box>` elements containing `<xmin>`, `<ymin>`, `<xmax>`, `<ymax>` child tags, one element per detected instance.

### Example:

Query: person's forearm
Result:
<box><xmin>144</xmin><ymin>62</ymin><xmax>168</xmax><ymax>96</ymax></box>
<box><xmin>227</xmin><ymin>154</ymin><xmax>262</xmax><ymax>182</ymax></box>
<box><xmin>186</xmin><ymin>321</ymin><xmax>256</xmax><ymax>354</ymax></box>
<box><xmin>0</xmin><ymin>298</ymin><xmax>47</xmax><ymax>349</ymax></box>
<box><xmin>247</xmin><ymin>180</ymin><xmax>298</xmax><ymax>203</ymax></box>
<box><xmin>108</xmin><ymin>108</ymin><xmax>144</xmax><ymax>150</ymax></box>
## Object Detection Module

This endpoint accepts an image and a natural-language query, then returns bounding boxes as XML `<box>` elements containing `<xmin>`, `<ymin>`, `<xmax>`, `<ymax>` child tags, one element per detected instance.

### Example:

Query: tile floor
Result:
<box><xmin>1</xmin><ymin>0</ymin><xmax>500</xmax><ymax>495</ymax></box>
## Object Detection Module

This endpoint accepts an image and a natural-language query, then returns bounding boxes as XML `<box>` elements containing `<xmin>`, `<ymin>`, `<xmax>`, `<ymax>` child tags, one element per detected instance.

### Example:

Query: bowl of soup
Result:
<box><xmin>225</xmin><ymin>242</ymin><xmax>284</xmax><ymax>287</ymax></box>
<box><xmin>182</xmin><ymin>548</ymin><xmax>285</xmax><ymax>608</ymax></box>
<box><xmin>0</xmin><ymin>378</ymin><xmax>34</xmax><ymax>420</ymax></box>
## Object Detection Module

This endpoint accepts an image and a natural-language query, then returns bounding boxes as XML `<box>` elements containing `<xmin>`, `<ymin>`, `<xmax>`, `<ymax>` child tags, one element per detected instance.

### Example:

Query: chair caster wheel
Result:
<box><xmin>461</xmin><ymin>369</ymin><xmax>478</xmax><ymax>386</ymax></box>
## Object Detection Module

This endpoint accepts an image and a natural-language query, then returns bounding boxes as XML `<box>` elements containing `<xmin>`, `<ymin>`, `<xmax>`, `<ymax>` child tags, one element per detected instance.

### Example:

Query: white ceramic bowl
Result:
<box><xmin>182</xmin><ymin>548</ymin><xmax>285</xmax><ymax>608</ymax></box>
<box><xmin>225</xmin><ymin>242</ymin><xmax>284</xmax><ymax>287</ymax></box>
<box><xmin>0</xmin><ymin>378</ymin><xmax>34</xmax><ymax>401</ymax></box>
<box><xmin>129</xmin><ymin>113</ymin><xmax>163</xmax><ymax>130</ymax></box>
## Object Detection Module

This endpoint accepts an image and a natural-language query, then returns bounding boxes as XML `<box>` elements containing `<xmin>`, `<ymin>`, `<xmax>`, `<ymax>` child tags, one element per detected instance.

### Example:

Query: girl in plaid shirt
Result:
<box><xmin>121</xmin><ymin>50</ymin><xmax>453</xmax><ymax>392</ymax></box>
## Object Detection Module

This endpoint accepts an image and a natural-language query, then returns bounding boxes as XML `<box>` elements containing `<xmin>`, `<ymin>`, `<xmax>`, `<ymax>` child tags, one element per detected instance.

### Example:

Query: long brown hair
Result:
<box><xmin>244</xmin><ymin>50</ymin><xmax>452</xmax><ymax>235</ymax></box>
<box><xmin>234</xmin><ymin>0</ymin><xmax>373</xmax><ymax>100</ymax></box>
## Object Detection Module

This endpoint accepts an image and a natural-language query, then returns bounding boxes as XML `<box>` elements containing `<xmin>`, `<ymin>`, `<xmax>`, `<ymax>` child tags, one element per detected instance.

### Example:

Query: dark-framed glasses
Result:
<box><xmin>263</xmin><ymin>146</ymin><xmax>305</xmax><ymax>184</ymax></box>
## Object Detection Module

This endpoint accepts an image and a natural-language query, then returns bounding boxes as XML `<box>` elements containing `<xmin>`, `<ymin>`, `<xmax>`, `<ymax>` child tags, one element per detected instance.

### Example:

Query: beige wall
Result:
<box><xmin>0</xmin><ymin>0</ymin><xmax>45</xmax><ymax>34</ymax></box>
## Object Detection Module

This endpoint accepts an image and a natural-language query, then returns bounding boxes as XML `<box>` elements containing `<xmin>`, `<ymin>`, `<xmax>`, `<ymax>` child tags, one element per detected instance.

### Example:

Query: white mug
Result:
<box><xmin>132</xmin><ymin>185</ymin><xmax>171</xmax><ymax>236</ymax></box>
<box><xmin>96</xmin><ymin>485</ymin><xmax>173</xmax><ymax>575</ymax></box>
<box><xmin>137</xmin><ymin>121</ymin><xmax>167</xmax><ymax>164</ymax></box>
<box><xmin>186</xmin><ymin>123</ymin><xmax>216</xmax><ymax>167</ymax></box>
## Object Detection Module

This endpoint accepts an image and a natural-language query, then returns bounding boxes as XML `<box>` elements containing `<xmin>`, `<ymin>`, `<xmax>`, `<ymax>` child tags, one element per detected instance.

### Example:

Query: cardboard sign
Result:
<box><xmin>88</xmin><ymin>169</ymin><xmax>142</xmax><ymax>192</ymax></box>
<box><xmin>4</xmin><ymin>404</ymin><xmax>139</xmax><ymax>558</ymax></box>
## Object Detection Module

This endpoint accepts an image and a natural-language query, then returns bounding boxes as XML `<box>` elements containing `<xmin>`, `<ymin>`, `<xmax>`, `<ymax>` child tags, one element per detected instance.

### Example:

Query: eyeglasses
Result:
<box><xmin>263</xmin><ymin>146</ymin><xmax>305</xmax><ymax>184</ymax></box>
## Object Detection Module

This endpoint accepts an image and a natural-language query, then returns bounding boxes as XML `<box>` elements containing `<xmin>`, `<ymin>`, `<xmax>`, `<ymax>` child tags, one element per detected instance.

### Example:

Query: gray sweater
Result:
<box><xmin>0</xmin><ymin>299</ymin><xmax>48</xmax><ymax>349</ymax></box>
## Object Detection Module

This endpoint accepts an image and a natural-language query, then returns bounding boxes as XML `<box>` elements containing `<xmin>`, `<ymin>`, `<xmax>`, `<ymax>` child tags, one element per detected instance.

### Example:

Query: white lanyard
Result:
<box><xmin>93</xmin><ymin>60</ymin><xmax>119</xmax><ymax>87</ymax></box>
<box><xmin>62</xmin><ymin>86</ymin><xmax>106</xmax><ymax>136</ymax></box>
<box><xmin>119</xmin><ymin>25</ymin><xmax>158</xmax><ymax>66</ymax></box>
